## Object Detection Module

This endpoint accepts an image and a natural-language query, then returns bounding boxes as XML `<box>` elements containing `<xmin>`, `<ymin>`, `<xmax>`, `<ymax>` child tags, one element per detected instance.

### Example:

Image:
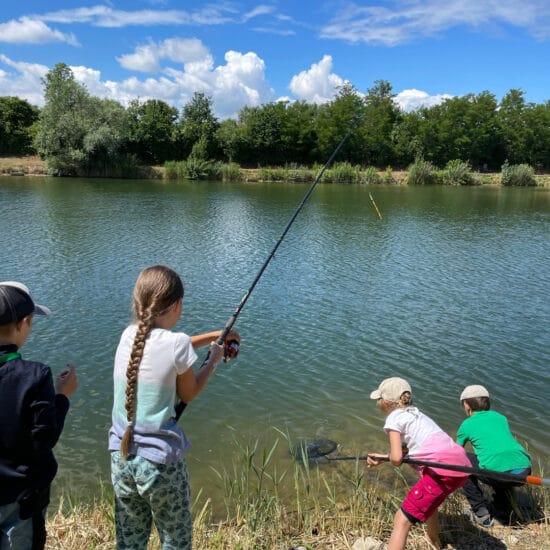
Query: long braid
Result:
<box><xmin>119</xmin><ymin>265</ymin><xmax>184</xmax><ymax>459</ymax></box>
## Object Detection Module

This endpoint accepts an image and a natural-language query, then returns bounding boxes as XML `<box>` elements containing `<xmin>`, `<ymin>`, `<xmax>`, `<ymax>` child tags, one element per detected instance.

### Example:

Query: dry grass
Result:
<box><xmin>43</xmin><ymin>435</ymin><xmax>550</xmax><ymax>550</ymax></box>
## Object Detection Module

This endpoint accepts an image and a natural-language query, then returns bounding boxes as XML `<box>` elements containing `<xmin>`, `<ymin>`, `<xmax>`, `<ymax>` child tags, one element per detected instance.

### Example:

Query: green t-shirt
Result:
<box><xmin>457</xmin><ymin>410</ymin><xmax>530</xmax><ymax>471</ymax></box>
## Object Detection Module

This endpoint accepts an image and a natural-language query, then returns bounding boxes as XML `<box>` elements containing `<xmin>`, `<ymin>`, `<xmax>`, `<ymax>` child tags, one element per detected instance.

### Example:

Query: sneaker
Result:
<box><xmin>464</xmin><ymin>507</ymin><xmax>494</xmax><ymax>528</ymax></box>
<box><xmin>474</xmin><ymin>514</ymin><xmax>494</xmax><ymax>528</ymax></box>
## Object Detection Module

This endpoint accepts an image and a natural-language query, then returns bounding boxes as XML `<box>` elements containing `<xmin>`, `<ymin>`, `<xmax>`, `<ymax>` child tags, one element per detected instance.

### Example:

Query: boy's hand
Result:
<box><xmin>55</xmin><ymin>364</ymin><xmax>78</xmax><ymax>397</ymax></box>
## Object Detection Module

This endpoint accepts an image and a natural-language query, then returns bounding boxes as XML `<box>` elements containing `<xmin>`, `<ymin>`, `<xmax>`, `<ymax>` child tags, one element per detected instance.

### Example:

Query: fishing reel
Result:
<box><xmin>223</xmin><ymin>338</ymin><xmax>240</xmax><ymax>362</ymax></box>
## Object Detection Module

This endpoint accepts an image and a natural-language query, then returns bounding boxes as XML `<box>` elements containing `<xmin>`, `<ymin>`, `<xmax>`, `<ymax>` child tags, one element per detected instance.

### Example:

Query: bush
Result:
<box><xmin>360</xmin><ymin>166</ymin><xmax>381</xmax><ymax>185</ymax></box>
<box><xmin>220</xmin><ymin>162</ymin><xmax>243</xmax><ymax>182</ymax></box>
<box><xmin>501</xmin><ymin>160</ymin><xmax>536</xmax><ymax>186</ymax></box>
<box><xmin>407</xmin><ymin>158</ymin><xmax>440</xmax><ymax>185</ymax></box>
<box><xmin>442</xmin><ymin>159</ymin><xmax>476</xmax><ymax>186</ymax></box>
<box><xmin>324</xmin><ymin>162</ymin><xmax>360</xmax><ymax>184</ymax></box>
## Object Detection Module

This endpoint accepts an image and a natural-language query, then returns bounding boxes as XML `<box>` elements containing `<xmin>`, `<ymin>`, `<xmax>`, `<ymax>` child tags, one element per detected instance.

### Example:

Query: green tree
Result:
<box><xmin>314</xmin><ymin>82</ymin><xmax>365</xmax><ymax>164</ymax></box>
<box><xmin>34</xmin><ymin>63</ymin><xmax>132</xmax><ymax>176</ymax></box>
<box><xmin>523</xmin><ymin>101</ymin><xmax>550</xmax><ymax>169</ymax></box>
<box><xmin>177</xmin><ymin>92</ymin><xmax>219</xmax><ymax>160</ymax></box>
<box><xmin>126</xmin><ymin>99</ymin><xmax>178</xmax><ymax>164</ymax></box>
<box><xmin>498</xmin><ymin>89</ymin><xmax>529</xmax><ymax>165</ymax></box>
<box><xmin>0</xmin><ymin>96</ymin><xmax>39</xmax><ymax>155</ymax></box>
<box><xmin>360</xmin><ymin>80</ymin><xmax>401</xmax><ymax>167</ymax></box>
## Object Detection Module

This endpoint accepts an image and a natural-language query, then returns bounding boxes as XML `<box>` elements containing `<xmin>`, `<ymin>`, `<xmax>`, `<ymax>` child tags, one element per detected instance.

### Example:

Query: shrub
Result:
<box><xmin>442</xmin><ymin>159</ymin><xmax>476</xmax><ymax>186</ymax></box>
<box><xmin>501</xmin><ymin>160</ymin><xmax>536</xmax><ymax>186</ymax></box>
<box><xmin>325</xmin><ymin>162</ymin><xmax>360</xmax><ymax>184</ymax></box>
<box><xmin>360</xmin><ymin>166</ymin><xmax>381</xmax><ymax>185</ymax></box>
<box><xmin>220</xmin><ymin>162</ymin><xmax>243</xmax><ymax>182</ymax></box>
<box><xmin>407</xmin><ymin>158</ymin><xmax>440</xmax><ymax>185</ymax></box>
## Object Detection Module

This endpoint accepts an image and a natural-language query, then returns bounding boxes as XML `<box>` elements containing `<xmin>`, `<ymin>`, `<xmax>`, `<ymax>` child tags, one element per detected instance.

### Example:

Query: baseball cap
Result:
<box><xmin>460</xmin><ymin>385</ymin><xmax>490</xmax><ymax>401</ymax></box>
<box><xmin>370</xmin><ymin>377</ymin><xmax>412</xmax><ymax>403</ymax></box>
<box><xmin>0</xmin><ymin>281</ymin><xmax>51</xmax><ymax>326</ymax></box>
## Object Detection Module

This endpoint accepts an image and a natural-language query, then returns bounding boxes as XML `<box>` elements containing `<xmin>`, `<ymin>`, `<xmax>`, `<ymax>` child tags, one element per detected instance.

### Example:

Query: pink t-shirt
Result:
<box><xmin>384</xmin><ymin>407</ymin><xmax>470</xmax><ymax>477</ymax></box>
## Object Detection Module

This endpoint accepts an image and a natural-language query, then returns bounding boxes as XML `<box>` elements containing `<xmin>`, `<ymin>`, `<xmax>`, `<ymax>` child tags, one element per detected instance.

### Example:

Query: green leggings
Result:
<box><xmin>111</xmin><ymin>451</ymin><xmax>192</xmax><ymax>550</ymax></box>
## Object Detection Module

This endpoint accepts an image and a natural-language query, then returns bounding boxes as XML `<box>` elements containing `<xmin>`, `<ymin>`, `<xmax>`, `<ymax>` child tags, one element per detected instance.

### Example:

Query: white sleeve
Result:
<box><xmin>173</xmin><ymin>333</ymin><xmax>198</xmax><ymax>374</ymax></box>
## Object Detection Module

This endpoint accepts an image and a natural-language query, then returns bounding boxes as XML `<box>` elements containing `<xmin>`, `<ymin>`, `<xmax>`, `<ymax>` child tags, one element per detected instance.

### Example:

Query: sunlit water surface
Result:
<box><xmin>1</xmin><ymin>177</ymin><xmax>548</xmax><ymax>510</ymax></box>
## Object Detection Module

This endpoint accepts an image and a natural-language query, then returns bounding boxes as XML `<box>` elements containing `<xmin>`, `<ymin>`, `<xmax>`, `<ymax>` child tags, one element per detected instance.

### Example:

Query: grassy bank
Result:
<box><xmin>2</xmin><ymin>156</ymin><xmax>550</xmax><ymax>187</ymax></box>
<box><xmin>45</xmin><ymin>437</ymin><xmax>549</xmax><ymax>549</ymax></box>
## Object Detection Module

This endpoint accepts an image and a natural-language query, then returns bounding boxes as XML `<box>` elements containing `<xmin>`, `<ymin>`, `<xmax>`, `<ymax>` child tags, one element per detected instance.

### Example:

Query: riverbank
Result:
<box><xmin>45</xmin><ymin>481</ymin><xmax>549</xmax><ymax>549</ymax></box>
<box><xmin>2</xmin><ymin>155</ymin><xmax>550</xmax><ymax>186</ymax></box>
<box><xmin>44</xmin><ymin>435</ymin><xmax>550</xmax><ymax>549</ymax></box>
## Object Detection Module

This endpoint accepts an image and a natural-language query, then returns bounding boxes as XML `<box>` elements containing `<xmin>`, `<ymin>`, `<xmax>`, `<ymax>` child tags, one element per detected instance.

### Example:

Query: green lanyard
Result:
<box><xmin>0</xmin><ymin>352</ymin><xmax>21</xmax><ymax>364</ymax></box>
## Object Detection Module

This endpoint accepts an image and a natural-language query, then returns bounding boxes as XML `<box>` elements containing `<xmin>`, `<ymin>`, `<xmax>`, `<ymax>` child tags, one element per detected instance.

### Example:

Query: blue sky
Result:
<box><xmin>0</xmin><ymin>1</ymin><xmax>548</xmax><ymax>119</ymax></box>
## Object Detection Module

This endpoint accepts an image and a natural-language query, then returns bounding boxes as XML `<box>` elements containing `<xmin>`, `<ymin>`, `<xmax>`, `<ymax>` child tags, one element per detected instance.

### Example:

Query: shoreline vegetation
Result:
<box><xmin>1</xmin><ymin>155</ymin><xmax>550</xmax><ymax>188</ymax></box>
<box><xmin>45</xmin><ymin>437</ymin><xmax>549</xmax><ymax>549</ymax></box>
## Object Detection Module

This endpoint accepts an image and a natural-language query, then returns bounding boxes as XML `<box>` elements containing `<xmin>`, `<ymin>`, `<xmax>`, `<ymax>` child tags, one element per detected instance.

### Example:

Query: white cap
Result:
<box><xmin>460</xmin><ymin>384</ymin><xmax>489</xmax><ymax>401</ymax></box>
<box><xmin>370</xmin><ymin>377</ymin><xmax>412</xmax><ymax>403</ymax></box>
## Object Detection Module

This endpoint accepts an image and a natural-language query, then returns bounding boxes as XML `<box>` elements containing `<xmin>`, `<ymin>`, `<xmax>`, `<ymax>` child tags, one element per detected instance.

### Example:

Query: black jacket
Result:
<box><xmin>0</xmin><ymin>344</ymin><xmax>70</xmax><ymax>505</ymax></box>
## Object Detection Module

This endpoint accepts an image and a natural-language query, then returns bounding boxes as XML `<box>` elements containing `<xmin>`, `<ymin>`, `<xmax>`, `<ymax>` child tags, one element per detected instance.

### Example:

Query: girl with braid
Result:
<box><xmin>367</xmin><ymin>377</ymin><xmax>471</xmax><ymax>550</ymax></box>
<box><xmin>108</xmin><ymin>265</ymin><xmax>240</xmax><ymax>549</ymax></box>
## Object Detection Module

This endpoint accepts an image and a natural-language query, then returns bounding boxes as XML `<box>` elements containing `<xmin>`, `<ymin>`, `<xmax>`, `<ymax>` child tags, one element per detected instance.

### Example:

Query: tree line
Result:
<box><xmin>1</xmin><ymin>62</ymin><xmax>548</xmax><ymax>177</ymax></box>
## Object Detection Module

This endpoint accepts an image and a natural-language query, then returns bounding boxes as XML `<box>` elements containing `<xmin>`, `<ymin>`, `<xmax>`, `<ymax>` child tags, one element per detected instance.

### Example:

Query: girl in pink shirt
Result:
<box><xmin>368</xmin><ymin>377</ymin><xmax>471</xmax><ymax>550</ymax></box>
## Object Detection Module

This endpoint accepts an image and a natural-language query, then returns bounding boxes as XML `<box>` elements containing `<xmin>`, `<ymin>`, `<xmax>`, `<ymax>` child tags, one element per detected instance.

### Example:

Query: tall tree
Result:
<box><xmin>177</xmin><ymin>92</ymin><xmax>219</xmax><ymax>160</ymax></box>
<box><xmin>360</xmin><ymin>80</ymin><xmax>401</xmax><ymax>167</ymax></box>
<box><xmin>314</xmin><ymin>82</ymin><xmax>365</xmax><ymax>164</ymax></box>
<box><xmin>498</xmin><ymin>89</ymin><xmax>530</xmax><ymax>165</ymax></box>
<box><xmin>126</xmin><ymin>99</ymin><xmax>178</xmax><ymax>164</ymax></box>
<box><xmin>0</xmin><ymin>96</ymin><xmax>39</xmax><ymax>155</ymax></box>
<box><xmin>34</xmin><ymin>63</ymin><xmax>131</xmax><ymax>176</ymax></box>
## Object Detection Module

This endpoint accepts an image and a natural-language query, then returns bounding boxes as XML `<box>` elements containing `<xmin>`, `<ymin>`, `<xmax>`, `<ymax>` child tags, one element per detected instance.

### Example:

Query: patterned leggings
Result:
<box><xmin>111</xmin><ymin>451</ymin><xmax>192</xmax><ymax>550</ymax></box>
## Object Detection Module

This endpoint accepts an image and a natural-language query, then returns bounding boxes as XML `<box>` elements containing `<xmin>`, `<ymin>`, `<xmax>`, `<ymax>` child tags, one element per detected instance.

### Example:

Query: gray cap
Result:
<box><xmin>460</xmin><ymin>384</ymin><xmax>490</xmax><ymax>401</ymax></box>
<box><xmin>0</xmin><ymin>281</ymin><xmax>51</xmax><ymax>325</ymax></box>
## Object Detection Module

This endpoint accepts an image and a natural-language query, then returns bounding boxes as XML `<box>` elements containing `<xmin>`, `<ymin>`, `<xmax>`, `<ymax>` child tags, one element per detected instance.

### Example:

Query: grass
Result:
<box><xmin>2</xmin><ymin>156</ymin><xmax>550</xmax><ymax>187</ymax></box>
<box><xmin>45</xmin><ymin>434</ymin><xmax>550</xmax><ymax>549</ymax></box>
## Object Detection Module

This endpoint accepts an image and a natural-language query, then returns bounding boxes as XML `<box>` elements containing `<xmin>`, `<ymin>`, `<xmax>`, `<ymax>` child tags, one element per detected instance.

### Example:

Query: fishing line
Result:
<box><xmin>176</xmin><ymin>119</ymin><xmax>360</xmax><ymax>418</ymax></box>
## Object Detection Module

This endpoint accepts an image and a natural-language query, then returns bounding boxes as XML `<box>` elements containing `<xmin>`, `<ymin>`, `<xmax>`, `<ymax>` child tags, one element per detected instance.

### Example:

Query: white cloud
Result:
<box><xmin>289</xmin><ymin>55</ymin><xmax>344</xmax><ymax>104</ymax></box>
<box><xmin>117</xmin><ymin>38</ymin><xmax>211</xmax><ymax>73</ymax></box>
<box><xmin>39</xmin><ymin>4</ymin><xmax>236</xmax><ymax>28</ymax></box>
<box><xmin>321</xmin><ymin>0</ymin><xmax>550</xmax><ymax>45</ymax></box>
<box><xmin>0</xmin><ymin>55</ymin><xmax>48</xmax><ymax>105</ymax></box>
<box><xmin>0</xmin><ymin>17</ymin><xmax>79</xmax><ymax>45</ymax></box>
<box><xmin>395</xmin><ymin>88</ymin><xmax>453</xmax><ymax>111</ymax></box>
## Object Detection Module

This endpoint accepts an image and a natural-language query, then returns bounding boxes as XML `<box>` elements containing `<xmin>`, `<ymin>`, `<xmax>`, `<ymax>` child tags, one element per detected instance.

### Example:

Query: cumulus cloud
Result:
<box><xmin>0</xmin><ymin>55</ymin><xmax>49</xmax><ymax>105</ymax></box>
<box><xmin>0</xmin><ymin>17</ymin><xmax>79</xmax><ymax>45</ymax></box>
<box><xmin>395</xmin><ymin>88</ymin><xmax>453</xmax><ymax>111</ymax></box>
<box><xmin>117</xmin><ymin>38</ymin><xmax>211</xmax><ymax>73</ymax></box>
<box><xmin>321</xmin><ymin>0</ymin><xmax>550</xmax><ymax>45</ymax></box>
<box><xmin>289</xmin><ymin>55</ymin><xmax>345</xmax><ymax>104</ymax></box>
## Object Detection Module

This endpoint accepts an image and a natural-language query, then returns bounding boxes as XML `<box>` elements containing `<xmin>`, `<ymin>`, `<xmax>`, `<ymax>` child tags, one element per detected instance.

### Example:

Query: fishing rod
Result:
<box><xmin>294</xmin><ymin>440</ymin><xmax>549</xmax><ymax>487</ymax></box>
<box><xmin>175</xmin><ymin>120</ymin><xmax>359</xmax><ymax>419</ymax></box>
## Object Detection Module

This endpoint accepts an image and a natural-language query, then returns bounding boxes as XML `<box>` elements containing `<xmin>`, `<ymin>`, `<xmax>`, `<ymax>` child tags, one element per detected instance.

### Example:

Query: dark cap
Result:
<box><xmin>0</xmin><ymin>281</ymin><xmax>51</xmax><ymax>326</ymax></box>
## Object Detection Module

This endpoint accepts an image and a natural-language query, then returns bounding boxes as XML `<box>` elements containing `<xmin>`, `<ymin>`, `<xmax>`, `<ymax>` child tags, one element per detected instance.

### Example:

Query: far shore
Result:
<box><xmin>4</xmin><ymin>155</ymin><xmax>550</xmax><ymax>187</ymax></box>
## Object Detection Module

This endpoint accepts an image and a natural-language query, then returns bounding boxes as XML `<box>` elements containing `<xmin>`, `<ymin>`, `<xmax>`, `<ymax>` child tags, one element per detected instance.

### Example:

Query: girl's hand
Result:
<box><xmin>55</xmin><ymin>364</ymin><xmax>78</xmax><ymax>397</ymax></box>
<box><xmin>208</xmin><ymin>341</ymin><xmax>224</xmax><ymax>365</ymax></box>
<box><xmin>367</xmin><ymin>453</ymin><xmax>388</xmax><ymax>467</ymax></box>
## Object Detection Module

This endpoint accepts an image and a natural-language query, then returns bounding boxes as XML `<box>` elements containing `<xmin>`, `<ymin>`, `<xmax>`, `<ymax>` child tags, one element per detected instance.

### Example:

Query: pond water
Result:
<box><xmin>1</xmin><ymin>176</ymin><xmax>548</xmax><ymax>509</ymax></box>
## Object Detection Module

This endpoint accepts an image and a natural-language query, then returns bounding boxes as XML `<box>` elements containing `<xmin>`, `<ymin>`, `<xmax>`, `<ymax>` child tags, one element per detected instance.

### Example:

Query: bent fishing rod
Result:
<box><xmin>175</xmin><ymin>120</ymin><xmax>359</xmax><ymax>419</ymax></box>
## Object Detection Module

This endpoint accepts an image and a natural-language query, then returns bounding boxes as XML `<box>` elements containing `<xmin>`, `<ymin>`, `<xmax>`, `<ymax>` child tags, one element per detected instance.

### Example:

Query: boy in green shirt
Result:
<box><xmin>457</xmin><ymin>385</ymin><xmax>531</xmax><ymax>526</ymax></box>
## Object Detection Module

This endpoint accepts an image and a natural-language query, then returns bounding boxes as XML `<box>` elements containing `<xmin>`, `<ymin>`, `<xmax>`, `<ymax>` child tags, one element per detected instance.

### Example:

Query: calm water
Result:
<box><xmin>1</xmin><ymin>176</ymin><xmax>549</xmax><ymax>504</ymax></box>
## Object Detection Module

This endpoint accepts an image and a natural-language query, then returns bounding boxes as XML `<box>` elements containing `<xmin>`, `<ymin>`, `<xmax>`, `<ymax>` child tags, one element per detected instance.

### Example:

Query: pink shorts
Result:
<box><xmin>401</xmin><ymin>470</ymin><xmax>467</xmax><ymax>523</ymax></box>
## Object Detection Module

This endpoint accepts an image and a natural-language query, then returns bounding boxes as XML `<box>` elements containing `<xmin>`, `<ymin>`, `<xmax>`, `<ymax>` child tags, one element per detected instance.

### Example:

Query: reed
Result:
<box><xmin>45</xmin><ymin>435</ymin><xmax>549</xmax><ymax>549</ymax></box>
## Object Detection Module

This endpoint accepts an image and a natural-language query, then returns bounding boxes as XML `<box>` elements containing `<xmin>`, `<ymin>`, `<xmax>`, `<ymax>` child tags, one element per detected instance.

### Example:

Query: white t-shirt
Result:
<box><xmin>108</xmin><ymin>325</ymin><xmax>198</xmax><ymax>464</ymax></box>
<box><xmin>384</xmin><ymin>406</ymin><xmax>470</xmax><ymax>476</ymax></box>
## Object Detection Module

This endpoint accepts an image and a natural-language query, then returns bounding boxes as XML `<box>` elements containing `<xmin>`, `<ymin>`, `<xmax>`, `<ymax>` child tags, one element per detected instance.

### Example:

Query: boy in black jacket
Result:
<box><xmin>0</xmin><ymin>282</ymin><xmax>77</xmax><ymax>549</ymax></box>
